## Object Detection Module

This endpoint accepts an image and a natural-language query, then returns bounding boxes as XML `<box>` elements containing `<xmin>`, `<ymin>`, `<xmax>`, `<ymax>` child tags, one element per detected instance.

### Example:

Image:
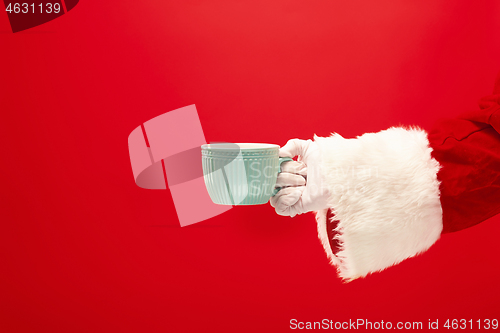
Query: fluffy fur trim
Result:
<box><xmin>314</xmin><ymin>127</ymin><xmax>443</xmax><ymax>281</ymax></box>
<box><xmin>316</xmin><ymin>209</ymin><xmax>341</xmax><ymax>267</ymax></box>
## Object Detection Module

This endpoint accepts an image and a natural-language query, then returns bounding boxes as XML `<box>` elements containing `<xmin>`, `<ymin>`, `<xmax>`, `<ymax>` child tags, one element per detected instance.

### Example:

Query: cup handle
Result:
<box><xmin>272</xmin><ymin>157</ymin><xmax>293</xmax><ymax>196</ymax></box>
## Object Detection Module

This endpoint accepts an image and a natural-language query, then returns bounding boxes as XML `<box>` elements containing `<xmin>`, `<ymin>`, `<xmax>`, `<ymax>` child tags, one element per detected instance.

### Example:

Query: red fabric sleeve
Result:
<box><xmin>428</xmin><ymin>73</ymin><xmax>500</xmax><ymax>234</ymax></box>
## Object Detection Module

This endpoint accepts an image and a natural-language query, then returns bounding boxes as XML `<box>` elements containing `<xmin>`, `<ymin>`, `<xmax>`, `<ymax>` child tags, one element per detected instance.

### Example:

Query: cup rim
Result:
<box><xmin>201</xmin><ymin>143</ymin><xmax>279</xmax><ymax>150</ymax></box>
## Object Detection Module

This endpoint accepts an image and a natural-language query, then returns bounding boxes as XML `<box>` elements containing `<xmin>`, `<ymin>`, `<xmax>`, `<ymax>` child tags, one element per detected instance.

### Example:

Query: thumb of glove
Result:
<box><xmin>279</xmin><ymin>139</ymin><xmax>313</xmax><ymax>161</ymax></box>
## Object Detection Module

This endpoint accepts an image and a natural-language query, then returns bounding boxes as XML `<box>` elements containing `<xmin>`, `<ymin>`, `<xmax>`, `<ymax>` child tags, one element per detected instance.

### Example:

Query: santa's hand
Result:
<box><xmin>271</xmin><ymin>160</ymin><xmax>306</xmax><ymax>214</ymax></box>
<box><xmin>270</xmin><ymin>139</ymin><xmax>330</xmax><ymax>217</ymax></box>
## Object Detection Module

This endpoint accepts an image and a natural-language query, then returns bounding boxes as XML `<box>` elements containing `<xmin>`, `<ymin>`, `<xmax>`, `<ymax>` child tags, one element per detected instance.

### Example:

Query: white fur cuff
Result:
<box><xmin>314</xmin><ymin>127</ymin><xmax>443</xmax><ymax>281</ymax></box>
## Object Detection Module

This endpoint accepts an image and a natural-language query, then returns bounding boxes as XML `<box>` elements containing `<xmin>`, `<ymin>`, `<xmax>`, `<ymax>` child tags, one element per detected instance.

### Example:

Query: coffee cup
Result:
<box><xmin>201</xmin><ymin>143</ymin><xmax>292</xmax><ymax>205</ymax></box>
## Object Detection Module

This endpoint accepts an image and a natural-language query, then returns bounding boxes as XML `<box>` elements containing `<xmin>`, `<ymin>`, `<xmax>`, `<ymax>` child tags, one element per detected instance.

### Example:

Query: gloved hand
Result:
<box><xmin>270</xmin><ymin>139</ymin><xmax>330</xmax><ymax>217</ymax></box>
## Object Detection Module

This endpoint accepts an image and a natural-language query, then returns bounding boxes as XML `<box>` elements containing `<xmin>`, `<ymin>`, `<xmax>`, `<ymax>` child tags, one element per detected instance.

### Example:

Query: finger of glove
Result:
<box><xmin>275</xmin><ymin>172</ymin><xmax>306</xmax><ymax>188</ymax></box>
<box><xmin>270</xmin><ymin>186</ymin><xmax>299</xmax><ymax>208</ymax></box>
<box><xmin>279</xmin><ymin>139</ymin><xmax>310</xmax><ymax>159</ymax></box>
<box><xmin>269</xmin><ymin>186</ymin><xmax>305</xmax><ymax>212</ymax></box>
<box><xmin>280</xmin><ymin>160</ymin><xmax>307</xmax><ymax>176</ymax></box>
<box><xmin>276</xmin><ymin>197</ymin><xmax>305</xmax><ymax>217</ymax></box>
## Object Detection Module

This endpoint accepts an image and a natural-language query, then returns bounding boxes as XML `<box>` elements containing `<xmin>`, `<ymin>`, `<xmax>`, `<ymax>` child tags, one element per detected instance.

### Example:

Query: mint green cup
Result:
<box><xmin>201</xmin><ymin>143</ymin><xmax>292</xmax><ymax>205</ymax></box>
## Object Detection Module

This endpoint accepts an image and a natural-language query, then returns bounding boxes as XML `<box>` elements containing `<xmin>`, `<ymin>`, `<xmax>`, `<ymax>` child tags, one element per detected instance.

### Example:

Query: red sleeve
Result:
<box><xmin>428</xmin><ymin>72</ymin><xmax>500</xmax><ymax>234</ymax></box>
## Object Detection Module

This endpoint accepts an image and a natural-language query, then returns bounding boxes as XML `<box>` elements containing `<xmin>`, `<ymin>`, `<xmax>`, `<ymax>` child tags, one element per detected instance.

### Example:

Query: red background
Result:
<box><xmin>1</xmin><ymin>1</ymin><xmax>499</xmax><ymax>332</ymax></box>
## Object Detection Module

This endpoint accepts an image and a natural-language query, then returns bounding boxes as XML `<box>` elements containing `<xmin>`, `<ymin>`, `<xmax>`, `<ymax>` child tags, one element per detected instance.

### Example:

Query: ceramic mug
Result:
<box><xmin>201</xmin><ymin>143</ymin><xmax>292</xmax><ymax>205</ymax></box>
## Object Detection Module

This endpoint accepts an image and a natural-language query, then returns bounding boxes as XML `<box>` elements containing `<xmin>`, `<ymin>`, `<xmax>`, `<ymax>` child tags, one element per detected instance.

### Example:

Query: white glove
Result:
<box><xmin>270</xmin><ymin>139</ymin><xmax>330</xmax><ymax>217</ymax></box>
